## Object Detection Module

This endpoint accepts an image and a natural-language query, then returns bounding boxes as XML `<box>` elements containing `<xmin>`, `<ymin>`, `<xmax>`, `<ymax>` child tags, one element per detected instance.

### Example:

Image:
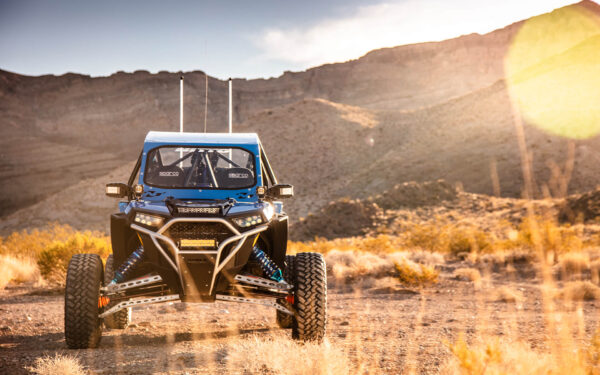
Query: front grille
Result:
<box><xmin>165</xmin><ymin>222</ymin><xmax>232</xmax><ymax>250</ymax></box>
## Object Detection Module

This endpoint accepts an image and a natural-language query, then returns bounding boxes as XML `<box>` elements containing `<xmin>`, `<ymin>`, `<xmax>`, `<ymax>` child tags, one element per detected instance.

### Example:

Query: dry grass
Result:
<box><xmin>494</xmin><ymin>286</ymin><xmax>523</xmax><ymax>303</ymax></box>
<box><xmin>395</xmin><ymin>261</ymin><xmax>439</xmax><ymax>286</ymax></box>
<box><xmin>454</xmin><ymin>268</ymin><xmax>482</xmax><ymax>286</ymax></box>
<box><xmin>557</xmin><ymin>281</ymin><xmax>600</xmax><ymax>301</ymax></box>
<box><xmin>557</xmin><ymin>251</ymin><xmax>591</xmax><ymax>277</ymax></box>
<box><xmin>0</xmin><ymin>255</ymin><xmax>43</xmax><ymax>289</ymax></box>
<box><xmin>591</xmin><ymin>259</ymin><xmax>600</xmax><ymax>284</ymax></box>
<box><xmin>27</xmin><ymin>354</ymin><xmax>87</xmax><ymax>375</ymax></box>
<box><xmin>444</xmin><ymin>334</ymin><xmax>600</xmax><ymax>375</ymax></box>
<box><xmin>290</xmin><ymin>216</ymin><xmax>595</xmax><ymax>261</ymax></box>
<box><xmin>289</xmin><ymin>234</ymin><xmax>400</xmax><ymax>255</ymax></box>
<box><xmin>324</xmin><ymin>250</ymin><xmax>438</xmax><ymax>288</ymax></box>
<box><xmin>224</xmin><ymin>336</ymin><xmax>351</xmax><ymax>375</ymax></box>
<box><xmin>0</xmin><ymin>224</ymin><xmax>110</xmax><ymax>287</ymax></box>
<box><xmin>37</xmin><ymin>232</ymin><xmax>110</xmax><ymax>285</ymax></box>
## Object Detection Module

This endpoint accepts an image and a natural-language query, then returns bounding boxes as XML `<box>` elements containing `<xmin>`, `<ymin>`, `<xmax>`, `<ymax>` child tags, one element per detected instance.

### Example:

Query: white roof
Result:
<box><xmin>144</xmin><ymin>131</ymin><xmax>260</xmax><ymax>145</ymax></box>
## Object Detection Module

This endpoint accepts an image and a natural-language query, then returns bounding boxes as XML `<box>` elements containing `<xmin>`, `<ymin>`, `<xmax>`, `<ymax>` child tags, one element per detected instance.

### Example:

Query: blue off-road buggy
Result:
<box><xmin>64</xmin><ymin>131</ymin><xmax>327</xmax><ymax>348</ymax></box>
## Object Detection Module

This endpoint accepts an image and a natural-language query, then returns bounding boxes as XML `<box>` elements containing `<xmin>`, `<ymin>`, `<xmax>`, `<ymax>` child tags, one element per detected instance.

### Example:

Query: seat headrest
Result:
<box><xmin>215</xmin><ymin>167</ymin><xmax>254</xmax><ymax>188</ymax></box>
<box><xmin>147</xmin><ymin>165</ymin><xmax>184</xmax><ymax>187</ymax></box>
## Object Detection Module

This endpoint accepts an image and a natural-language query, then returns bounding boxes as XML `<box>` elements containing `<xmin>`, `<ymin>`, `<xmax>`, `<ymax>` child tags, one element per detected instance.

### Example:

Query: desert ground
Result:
<box><xmin>2</xmin><ymin>255</ymin><xmax>599</xmax><ymax>375</ymax></box>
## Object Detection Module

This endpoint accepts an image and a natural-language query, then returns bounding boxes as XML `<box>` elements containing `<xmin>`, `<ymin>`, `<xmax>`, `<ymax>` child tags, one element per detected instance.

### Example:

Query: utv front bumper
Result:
<box><xmin>131</xmin><ymin>217</ymin><xmax>268</xmax><ymax>301</ymax></box>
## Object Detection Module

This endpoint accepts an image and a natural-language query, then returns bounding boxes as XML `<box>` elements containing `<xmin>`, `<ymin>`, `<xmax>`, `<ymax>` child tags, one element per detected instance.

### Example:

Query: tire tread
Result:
<box><xmin>64</xmin><ymin>253</ymin><xmax>103</xmax><ymax>349</ymax></box>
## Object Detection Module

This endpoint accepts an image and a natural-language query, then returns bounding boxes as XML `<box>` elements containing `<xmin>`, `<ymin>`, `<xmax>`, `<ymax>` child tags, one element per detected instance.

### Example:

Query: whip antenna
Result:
<box><xmin>179</xmin><ymin>76</ymin><xmax>184</xmax><ymax>133</ymax></box>
<box><xmin>204</xmin><ymin>73</ymin><xmax>208</xmax><ymax>133</ymax></box>
<box><xmin>179</xmin><ymin>76</ymin><xmax>184</xmax><ymax>167</ymax></box>
<box><xmin>228</xmin><ymin>78</ymin><xmax>232</xmax><ymax>134</ymax></box>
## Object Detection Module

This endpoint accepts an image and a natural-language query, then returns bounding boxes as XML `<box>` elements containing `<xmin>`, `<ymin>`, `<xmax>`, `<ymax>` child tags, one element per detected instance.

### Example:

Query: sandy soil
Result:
<box><xmin>2</xmin><ymin>260</ymin><xmax>598</xmax><ymax>374</ymax></box>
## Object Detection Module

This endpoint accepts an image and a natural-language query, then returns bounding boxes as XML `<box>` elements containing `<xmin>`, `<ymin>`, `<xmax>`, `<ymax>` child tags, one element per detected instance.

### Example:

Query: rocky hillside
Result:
<box><xmin>1</xmin><ymin>1</ymin><xmax>600</xmax><ymax>226</ymax></box>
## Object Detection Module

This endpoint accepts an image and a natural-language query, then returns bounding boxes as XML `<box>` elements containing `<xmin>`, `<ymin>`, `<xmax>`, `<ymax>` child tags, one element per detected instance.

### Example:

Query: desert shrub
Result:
<box><xmin>288</xmin><ymin>234</ymin><xmax>400</xmax><ymax>255</ymax></box>
<box><xmin>28</xmin><ymin>354</ymin><xmax>87</xmax><ymax>375</ymax></box>
<box><xmin>401</xmin><ymin>222</ymin><xmax>494</xmax><ymax>254</ymax></box>
<box><xmin>494</xmin><ymin>286</ymin><xmax>523</xmax><ymax>303</ymax></box>
<box><xmin>326</xmin><ymin>250</ymin><xmax>406</xmax><ymax>289</ymax></box>
<box><xmin>0</xmin><ymin>224</ymin><xmax>111</xmax><ymax>286</ymax></box>
<box><xmin>402</xmin><ymin>223</ymin><xmax>449</xmax><ymax>252</ymax></box>
<box><xmin>447</xmin><ymin>227</ymin><xmax>493</xmax><ymax>254</ymax></box>
<box><xmin>557</xmin><ymin>251</ymin><xmax>590</xmax><ymax>278</ymax></box>
<box><xmin>511</xmin><ymin>217</ymin><xmax>584</xmax><ymax>256</ymax></box>
<box><xmin>0</xmin><ymin>223</ymin><xmax>77</xmax><ymax>259</ymax></box>
<box><xmin>37</xmin><ymin>232</ymin><xmax>110</xmax><ymax>284</ymax></box>
<box><xmin>454</xmin><ymin>268</ymin><xmax>482</xmax><ymax>285</ymax></box>
<box><xmin>557</xmin><ymin>281</ymin><xmax>600</xmax><ymax>301</ymax></box>
<box><xmin>395</xmin><ymin>261</ymin><xmax>438</xmax><ymax>286</ymax></box>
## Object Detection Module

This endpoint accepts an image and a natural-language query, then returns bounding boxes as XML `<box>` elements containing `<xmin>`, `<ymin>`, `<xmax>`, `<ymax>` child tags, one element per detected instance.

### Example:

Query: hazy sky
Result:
<box><xmin>0</xmin><ymin>0</ymin><xmax>580</xmax><ymax>80</ymax></box>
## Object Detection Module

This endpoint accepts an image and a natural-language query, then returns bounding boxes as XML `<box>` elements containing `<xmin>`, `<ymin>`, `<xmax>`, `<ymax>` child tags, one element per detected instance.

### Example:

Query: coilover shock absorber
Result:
<box><xmin>251</xmin><ymin>245</ymin><xmax>283</xmax><ymax>282</ymax></box>
<box><xmin>109</xmin><ymin>245</ymin><xmax>145</xmax><ymax>285</ymax></box>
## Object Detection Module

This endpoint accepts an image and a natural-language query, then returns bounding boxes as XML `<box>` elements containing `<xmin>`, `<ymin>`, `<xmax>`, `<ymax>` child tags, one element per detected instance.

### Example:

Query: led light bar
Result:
<box><xmin>180</xmin><ymin>239</ymin><xmax>216</xmax><ymax>248</ymax></box>
<box><xmin>178</xmin><ymin>207</ymin><xmax>219</xmax><ymax>214</ymax></box>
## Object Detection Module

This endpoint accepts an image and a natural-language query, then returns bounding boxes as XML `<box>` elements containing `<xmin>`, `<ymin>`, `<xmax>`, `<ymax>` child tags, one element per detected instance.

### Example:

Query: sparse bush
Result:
<box><xmin>448</xmin><ymin>228</ymin><xmax>492</xmax><ymax>254</ymax></box>
<box><xmin>0</xmin><ymin>224</ymin><xmax>112</xmax><ymax>287</ymax></box>
<box><xmin>289</xmin><ymin>234</ymin><xmax>400</xmax><ymax>255</ymax></box>
<box><xmin>557</xmin><ymin>251</ymin><xmax>590</xmax><ymax>278</ymax></box>
<box><xmin>37</xmin><ymin>232</ymin><xmax>110</xmax><ymax>284</ymax></box>
<box><xmin>401</xmin><ymin>222</ymin><xmax>493</xmax><ymax>254</ymax></box>
<box><xmin>557</xmin><ymin>281</ymin><xmax>600</xmax><ymax>301</ymax></box>
<box><xmin>0</xmin><ymin>223</ymin><xmax>77</xmax><ymax>259</ymax></box>
<box><xmin>494</xmin><ymin>286</ymin><xmax>523</xmax><ymax>303</ymax></box>
<box><xmin>28</xmin><ymin>354</ymin><xmax>87</xmax><ymax>375</ymax></box>
<box><xmin>454</xmin><ymin>268</ymin><xmax>482</xmax><ymax>285</ymax></box>
<box><xmin>395</xmin><ymin>261</ymin><xmax>438</xmax><ymax>286</ymax></box>
<box><xmin>512</xmin><ymin>216</ymin><xmax>584</xmax><ymax>257</ymax></box>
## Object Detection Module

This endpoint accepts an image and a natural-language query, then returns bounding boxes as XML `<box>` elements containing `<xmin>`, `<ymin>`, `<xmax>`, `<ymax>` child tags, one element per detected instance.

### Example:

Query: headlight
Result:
<box><xmin>232</xmin><ymin>215</ymin><xmax>263</xmax><ymax>228</ymax></box>
<box><xmin>134</xmin><ymin>213</ymin><xmax>164</xmax><ymax>227</ymax></box>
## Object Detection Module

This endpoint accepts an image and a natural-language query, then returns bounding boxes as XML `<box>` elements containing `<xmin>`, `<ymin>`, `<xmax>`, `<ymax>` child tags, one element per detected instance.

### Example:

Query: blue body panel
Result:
<box><xmin>123</xmin><ymin>197</ymin><xmax>268</xmax><ymax>216</ymax></box>
<box><xmin>139</xmin><ymin>131</ymin><xmax>263</xmax><ymax>204</ymax></box>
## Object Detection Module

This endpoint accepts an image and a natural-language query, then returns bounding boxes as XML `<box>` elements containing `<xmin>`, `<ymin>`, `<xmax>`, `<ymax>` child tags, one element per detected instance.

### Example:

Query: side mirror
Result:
<box><xmin>105</xmin><ymin>183</ymin><xmax>130</xmax><ymax>198</ymax></box>
<box><xmin>266</xmin><ymin>184</ymin><xmax>293</xmax><ymax>199</ymax></box>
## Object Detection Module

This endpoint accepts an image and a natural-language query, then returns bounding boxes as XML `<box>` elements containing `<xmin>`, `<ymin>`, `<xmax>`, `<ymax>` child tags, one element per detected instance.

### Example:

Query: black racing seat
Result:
<box><xmin>147</xmin><ymin>165</ymin><xmax>185</xmax><ymax>187</ymax></box>
<box><xmin>215</xmin><ymin>167</ymin><xmax>254</xmax><ymax>188</ymax></box>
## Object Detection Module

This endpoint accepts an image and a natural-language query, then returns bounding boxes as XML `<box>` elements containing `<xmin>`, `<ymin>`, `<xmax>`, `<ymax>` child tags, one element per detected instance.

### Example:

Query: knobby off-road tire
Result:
<box><xmin>276</xmin><ymin>255</ymin><xmax>296</xmax><ymax>329</ymax></box>
<box><xmin>103</xmin><ymin>254</ymin><xmax>131</xmax><ymax>329</ymax></box>
<box><xmin>64</xmin><ymin>254</ymin><xmax>104</xmax><ymax>349</ymax></box>
<box><xmin>292</xmin><ymin>252</ymin><xmax>327</xmax><ymax>342</ymax></box>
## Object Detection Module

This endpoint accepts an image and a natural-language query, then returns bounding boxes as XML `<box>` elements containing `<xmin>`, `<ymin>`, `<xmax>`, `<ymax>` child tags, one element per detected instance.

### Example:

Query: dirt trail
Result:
<box><xmin>2</xmin><ymin>262</ymin><xmax>598</xmax><ymax>374</ymax></box>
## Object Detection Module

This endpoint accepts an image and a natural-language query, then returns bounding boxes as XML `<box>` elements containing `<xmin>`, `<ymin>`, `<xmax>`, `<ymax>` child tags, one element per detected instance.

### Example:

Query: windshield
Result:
<box><xmin>144</xmin><ymin>146</ymin><xmax>256</xmax><ymax>189</ymax></box>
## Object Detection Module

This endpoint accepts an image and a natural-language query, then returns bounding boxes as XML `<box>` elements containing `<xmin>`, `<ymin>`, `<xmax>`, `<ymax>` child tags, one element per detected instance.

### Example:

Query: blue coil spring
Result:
<box><xmin>251</xmin><ymin>245</ymin><xmax>283</xmax><ymax>282</ymax></box>
<box><xmin>111</xmin><ymin>245</ymin><xmax>145</xmax><ymax>284</ymax></box>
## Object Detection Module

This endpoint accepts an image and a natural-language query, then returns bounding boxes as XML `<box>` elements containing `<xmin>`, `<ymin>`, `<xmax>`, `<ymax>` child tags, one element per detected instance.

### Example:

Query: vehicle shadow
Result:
<box><xmin>99</xmin><ymin>326</ymin><xmax>273</xmax><ymax>348</ymax></box>
<box><xmin>2</xmin><ymin>327</ymin><xmax>274</xmax><ymax>352</ymax></box>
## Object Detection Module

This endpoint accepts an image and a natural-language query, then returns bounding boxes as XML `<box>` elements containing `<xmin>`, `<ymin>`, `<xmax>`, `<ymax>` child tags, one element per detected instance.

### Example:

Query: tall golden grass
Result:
<box><xmin>0</xmin><ymin>223</ymin><xmax>110</xmax><ymax>287</ymax></box>
<box><xmin>289</xmin><ymin>216</ymin><xmax>597</xmax><ymax>259</ymax></box>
